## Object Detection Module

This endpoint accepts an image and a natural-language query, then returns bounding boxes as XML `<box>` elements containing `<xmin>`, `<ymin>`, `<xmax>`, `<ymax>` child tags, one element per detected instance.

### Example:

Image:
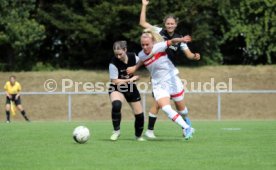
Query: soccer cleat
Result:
<box><xmin>145</xmin><ymin>129</ymin><xmax>156</xmax><ymax>139</ymax></box>
<box><xmin>191</xmin><ymin>127</ymin><xmax>195</xmax><ymax>134</ymax></box>
<box><xmin>24</xmin><ymin>116</ymin><xmax>30</xmax><ymax>122</ymax></box>
<box><xmin>183</xmin><ymin>127</ymin><xmax>193</xmax><ymax>140</ymax></box>
<box><xmin>110</xmin><ymin>130</ymin><xmax>120</xmax><ymax>141</ymax></box>
<box><xmin>6</xmin><ymin>121</ymin><xmax>10</xmax><ymax>123</ymax></box>
<box><xmin>136</xmin><ymin>137</ymin><xmax>146</xmax><ymax>142</ymax></box>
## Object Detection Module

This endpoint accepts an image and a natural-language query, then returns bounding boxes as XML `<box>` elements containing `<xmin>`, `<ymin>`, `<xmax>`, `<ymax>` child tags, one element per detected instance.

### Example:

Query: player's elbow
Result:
<box><xmin>139</xmin><ymin>22</ymin><xmax>145</xmax><ymax>28</ymax></box>
<box><xmin>139</xmin><ymin>21</ymin><xmax>148</xmax><ymax>28</ymax></box>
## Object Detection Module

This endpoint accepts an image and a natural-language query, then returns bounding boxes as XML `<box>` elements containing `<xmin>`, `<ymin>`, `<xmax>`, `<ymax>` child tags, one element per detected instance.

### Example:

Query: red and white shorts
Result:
<box><xmin>152</xmin><ymin>75</ymin><xmax>185</xmax><ymax>102</ymax></box>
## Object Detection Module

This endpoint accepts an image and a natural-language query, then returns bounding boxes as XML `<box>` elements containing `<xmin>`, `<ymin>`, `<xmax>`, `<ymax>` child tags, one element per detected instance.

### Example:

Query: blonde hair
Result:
<box><xmin>141</xmin><ymin>28</ymin><xmax>164</xmax><ymax>43</ymax></box>
<box><xmin>113</xmin><ymin>41</ymin><xmax>127</xmax><ymax>51</ymax></box>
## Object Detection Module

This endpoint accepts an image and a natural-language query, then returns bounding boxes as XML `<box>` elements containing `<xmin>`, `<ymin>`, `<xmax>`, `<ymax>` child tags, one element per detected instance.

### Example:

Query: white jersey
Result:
<box><xmin>138</xmin><ymin>41</ymin><xmax>179</xmax><ymax>84</ymax></box>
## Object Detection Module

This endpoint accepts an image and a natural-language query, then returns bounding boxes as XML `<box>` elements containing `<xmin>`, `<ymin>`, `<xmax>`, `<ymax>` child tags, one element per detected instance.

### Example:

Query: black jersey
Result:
<box><xmin>110</xmin><ymin>52</ymin><xmax>137</xmax><ymax>80</ymax></box>
<box><xmin>108</xmin><ymin>52</ymin><xmax>141</xmax><ymax>102</ymax></box>
<box><xmin>159</xmin><ymin>28</ymin><xmax>183</xmax><ymax>65</ymax></box>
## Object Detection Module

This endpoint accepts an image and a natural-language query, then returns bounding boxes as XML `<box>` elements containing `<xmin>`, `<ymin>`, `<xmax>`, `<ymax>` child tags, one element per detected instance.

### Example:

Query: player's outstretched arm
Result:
<box><xmin>140</xmin><ymin>0</ymin><xmax>152</xmax><ymax>29</ymax></box>
<box><xmin>183</xmin><ymin>49</ymin><xmax>201</xmax><ymax>60</ymax></box>
<box><xmin>169</xmin><ymin>36</ymin><xmax>192</xmax><ymax>45</ymax></box>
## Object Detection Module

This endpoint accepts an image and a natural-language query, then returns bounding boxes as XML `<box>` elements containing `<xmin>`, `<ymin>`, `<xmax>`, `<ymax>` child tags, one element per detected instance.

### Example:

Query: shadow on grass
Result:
<box><xmin>97</xmin><ymin>136</ymin><xmax>185</xmax><ymax>142</ymax></box>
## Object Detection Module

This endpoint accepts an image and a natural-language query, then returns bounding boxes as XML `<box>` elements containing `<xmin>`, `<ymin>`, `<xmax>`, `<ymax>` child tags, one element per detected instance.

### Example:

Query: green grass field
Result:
<box><xmin>1</xmin><ymin>121</ymin><xmax>276</xmax><ymax>170</ymax></box>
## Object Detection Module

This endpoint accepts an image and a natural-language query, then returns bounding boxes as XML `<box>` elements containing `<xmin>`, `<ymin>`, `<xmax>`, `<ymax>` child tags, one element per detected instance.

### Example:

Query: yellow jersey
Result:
<box><xmin>4</xmin><ymin>81</ymin><xmax>21</xmax><ymax>94</ymax></box>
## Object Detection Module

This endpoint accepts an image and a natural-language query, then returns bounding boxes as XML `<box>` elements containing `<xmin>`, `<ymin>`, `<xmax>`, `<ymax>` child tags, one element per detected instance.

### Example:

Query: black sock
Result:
<box><xmin>112</xmin><ymin>112</ymin><xmax>121</xmax><ymax>131</ymax></box>
<box><xmin>111</xmin><ymin>100</ymin><xmax>122</xmax><ymax>131</ymax></box>
<box><xmin>148</xmin><ymin>116</ymin><xmax>157</xmax><ymax>130</ymax></box>
<box><xmin>6</xmin><ymin>111</ymin><xmax>10</xmax><ymax>121</ymax></box>
<box><xmin>21</xmin><ymin>110</ymin><xmax>29</xmax><ymax>121</ymax></box>
<box><xmin>135</xmin><ymin>113</ymin><xmax>144</xmax><ymax>137</ymax></box>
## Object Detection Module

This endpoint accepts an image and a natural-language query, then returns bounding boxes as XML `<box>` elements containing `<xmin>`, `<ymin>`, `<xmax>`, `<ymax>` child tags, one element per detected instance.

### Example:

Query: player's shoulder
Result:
<box><xmin>126</xmin><ymin>52</ymin><xmax>136</xmax><ymax>58</ymax></box>
<box><xmin>4</xmin><ymin>81</ymin><xmax>10</xmax><ymax>88</ymax></box>
<box><xmin>15</xmin><ymin>81</ymin><xmax>21</xmax><ymax>86</ymax></box>
<box><xmin>154</xmin><ymin>41</ymin><xmax>167</xmax><ymax>48</ymax></box>
<box><xmin>138</xmin><ymin>50</ymin><xmax>145</xmax><ymax>57</ymax></box>
<box><xmin>110</xmin><ymin>56</ymin><xmax>118</xmax><ymax>64</ymax></box>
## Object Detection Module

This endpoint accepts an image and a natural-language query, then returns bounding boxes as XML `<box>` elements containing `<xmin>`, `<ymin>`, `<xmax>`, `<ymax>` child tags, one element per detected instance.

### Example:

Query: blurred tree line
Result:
<box><xmin>0</xmin><ymin>0</ymin><xmax>275</xmax><ymax>71</ymax></box>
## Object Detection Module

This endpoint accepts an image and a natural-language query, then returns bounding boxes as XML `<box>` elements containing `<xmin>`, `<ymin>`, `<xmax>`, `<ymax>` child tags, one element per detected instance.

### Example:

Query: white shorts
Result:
<box><xmin>152</xmin><ymin>75</ymin><xmax>185</xmax><ymax>102</ymax></box>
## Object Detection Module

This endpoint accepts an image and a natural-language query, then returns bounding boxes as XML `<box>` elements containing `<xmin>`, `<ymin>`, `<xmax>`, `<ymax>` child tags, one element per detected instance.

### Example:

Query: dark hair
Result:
<box><xmin>9</xmin><ymin>75</ymin><xmax>16</xmax><ymax>79</ymax></box>
<box><xmin>113</xmin><ymin>41</ymin><xmax>127</xmax><ymax>51</ymax></box>
<box><xmin>163</xmin><ymin>14</ymin><xmax>179</xmax><ymax>24</ymax></box>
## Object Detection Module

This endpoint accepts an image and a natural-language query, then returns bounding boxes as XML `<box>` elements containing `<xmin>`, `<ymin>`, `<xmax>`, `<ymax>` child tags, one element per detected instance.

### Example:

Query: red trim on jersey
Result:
<box><xmin>171</xmin><ymin>89</ymin><xmax>185</xmax><ymax>98</ymax></box>
<box><xmin>143</xmin><ymin>52</ymin><xmax>167</xmax><ymax>66</ymax></box>
<box><xmin>172</xmin><ymin>114</ymin><xmax>180</xmax><ymax>121</ymax></box>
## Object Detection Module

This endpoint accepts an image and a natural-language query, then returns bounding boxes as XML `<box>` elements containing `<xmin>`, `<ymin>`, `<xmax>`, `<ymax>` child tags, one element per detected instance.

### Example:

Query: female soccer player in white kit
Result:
<box><xmin>140</xmin><ymin>0</ymin><xmax>200</xmax><ymax>138</ymax></box>
<box><xmin>128</xmin><ymin>29</ymin><xmax>193</xmax><ymax>140</ymax></box>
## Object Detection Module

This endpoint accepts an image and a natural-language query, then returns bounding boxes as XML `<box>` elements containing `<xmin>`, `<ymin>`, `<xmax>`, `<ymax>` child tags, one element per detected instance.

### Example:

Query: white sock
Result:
<box><xmin>161</xmin><ymin>105</ymin><xmax>189</xmax><ymax>129</ymax></box>
<box><xmin>178</xmin><ymin>107</ymin><xmax>188</xmax><ymax>115</ymax></box>
<box><xmin>149</xmin><ymin>112</ymin><xmax>157</xmax><ymax>118</ymax></box>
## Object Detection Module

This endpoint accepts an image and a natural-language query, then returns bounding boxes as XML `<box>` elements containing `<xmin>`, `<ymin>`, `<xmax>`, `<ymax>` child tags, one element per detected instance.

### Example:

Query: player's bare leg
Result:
<box><xmin>158</xmin><ymin>97</ymin><xmax>192</xmax><ymax>140</ymax></box>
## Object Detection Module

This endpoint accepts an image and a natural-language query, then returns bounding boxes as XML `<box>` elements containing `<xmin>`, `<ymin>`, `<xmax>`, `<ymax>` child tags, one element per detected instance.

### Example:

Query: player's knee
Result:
<box><xmin>5</xmin><ymin>105</ymin><xmax>10</xmax><ymax>111</ymax></box>
<box><xmin>112</xmin><ymin>100</ymin><xmax>122</xmax><ymax>113</ymax></box>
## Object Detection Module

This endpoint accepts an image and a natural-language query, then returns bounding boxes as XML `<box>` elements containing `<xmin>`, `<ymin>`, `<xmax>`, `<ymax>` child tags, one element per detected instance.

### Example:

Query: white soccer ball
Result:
<box><xmin>73</xmin><ymin>126</ymin><xmax>90</xmax><ymax>144</ymax></box>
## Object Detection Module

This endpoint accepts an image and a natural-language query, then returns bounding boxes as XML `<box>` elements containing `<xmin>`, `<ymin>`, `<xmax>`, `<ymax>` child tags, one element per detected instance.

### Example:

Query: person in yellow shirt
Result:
<box><xmin>4</xmin><ymin>75</ymin><xmax>30</xmax><ymax>123</ymax></box>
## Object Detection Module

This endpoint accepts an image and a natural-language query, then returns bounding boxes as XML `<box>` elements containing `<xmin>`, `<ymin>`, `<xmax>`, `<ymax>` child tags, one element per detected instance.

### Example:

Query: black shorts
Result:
<box><xmin>6</xmin><ymin>94</ymin><xmax>21</xmax><ymax>105</ymax></box>
<box><xmin>109</xmin><ymin>83</ymin><xmax>141</xmax><ymax>103</ymax></box>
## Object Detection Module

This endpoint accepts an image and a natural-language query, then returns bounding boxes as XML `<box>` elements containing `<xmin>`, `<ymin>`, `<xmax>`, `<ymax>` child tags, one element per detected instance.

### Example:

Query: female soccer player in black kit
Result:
<box><xmin>108</xmin><ymin>41</ymin><xmax>145</xmax><ymax>141</ymax></box>
<box><xmin>139</xmin><ymin>0</ymin><xmax>200</xmax><ymax>138</ymax></box>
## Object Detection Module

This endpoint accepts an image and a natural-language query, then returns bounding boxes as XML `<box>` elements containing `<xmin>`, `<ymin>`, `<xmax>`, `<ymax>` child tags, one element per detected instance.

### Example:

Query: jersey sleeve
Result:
<box><xmin>153</xmin><ymin>41</ymin><xmax>168</xmax><ymax>53</ymax></box>
<box><xmin>180</xmin><ymin>42</ymin><xmax>189</xmax><ymax>50</ymax></box>
<box><xmin>109</xmin><ymin>63</ymin><xmax>118</xmax><ymax>80</ymax></box>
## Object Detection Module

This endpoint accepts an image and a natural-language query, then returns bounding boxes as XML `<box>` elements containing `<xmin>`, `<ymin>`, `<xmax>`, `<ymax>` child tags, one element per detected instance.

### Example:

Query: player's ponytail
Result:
<box><xmin>142</xmin><ymin>28</ymin><xmax>164</xmax><ymax>43</ymax></box>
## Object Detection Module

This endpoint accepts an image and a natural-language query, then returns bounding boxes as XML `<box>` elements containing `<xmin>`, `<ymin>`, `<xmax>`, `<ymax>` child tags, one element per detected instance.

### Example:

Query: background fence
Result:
<box><xmin>1</xmin><ymin>90</ymin><xmax>276</xmax><ymax>121</ymax></box>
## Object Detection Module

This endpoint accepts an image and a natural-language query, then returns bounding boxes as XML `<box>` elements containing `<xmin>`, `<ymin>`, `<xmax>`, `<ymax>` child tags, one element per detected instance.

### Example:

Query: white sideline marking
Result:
<box><xmin>222</xmin><ymin>128</ymin><xmax>241</xmax><ymax>131</ymax></box>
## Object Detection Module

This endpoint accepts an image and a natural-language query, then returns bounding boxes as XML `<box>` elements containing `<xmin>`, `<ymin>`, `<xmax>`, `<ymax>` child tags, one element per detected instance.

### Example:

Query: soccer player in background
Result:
<box><xmin>127</xmin><ymin>29</ymin><xmax>194</xmax><ymax>140</ymax></box>
<box><xmin>108</xmin><ymin>41</ymin><xmax>145</xmax><ymax>141</ymax></box>
<box><xmin>139</xmin><ymin>0</ymin><xmax>200</xmax><ymax>138</ymax></box>
<box><xmin>4</xmin><ymin>75</ymin><xmax>30</xmax><ymax>123</ymax></box>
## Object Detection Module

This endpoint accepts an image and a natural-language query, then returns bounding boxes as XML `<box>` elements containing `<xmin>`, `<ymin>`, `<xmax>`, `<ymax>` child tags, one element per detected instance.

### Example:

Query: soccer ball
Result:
<box><xmin>73</xmin><ymin>126</ymin><xmax>90</xmax><ymax>144</ymax></box>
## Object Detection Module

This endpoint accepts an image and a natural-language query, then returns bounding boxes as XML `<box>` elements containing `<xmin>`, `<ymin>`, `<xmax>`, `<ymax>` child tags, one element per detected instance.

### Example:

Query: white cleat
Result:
<box><xmin>145</xmin><ymin>129</ymin><xmax>156</xmax><ymax>139</ymax></box>
<box><xmin>110</xmin><ymin>130</ymin><xmax>120</xmax><ymax>141</ymax></box>
<box><xmin>183</xmin><ymin>127</ymin><xmax>193</xmax><ymax>140</ymax></box>
<box><xmin>136</xmin><ymin>137</ymin><xmax>146</xmax><ymax>141</ymax></box>
<box><xmin>191</xmin><ymin>127</ymin><xmax>196</xmax><ymax>134</ymax></box>
<box><xmin>183</xmin><ymin>127</ymin><xmax>196</xmax><ymax>136</ymax></box>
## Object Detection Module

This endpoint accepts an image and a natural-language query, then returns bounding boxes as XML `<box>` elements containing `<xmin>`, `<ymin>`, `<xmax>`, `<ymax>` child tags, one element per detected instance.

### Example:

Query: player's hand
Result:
<box><xmin>193</xmin><ymin>53</ymin><xmax>200</xmax><ymax>60</ymax></box>
<box><xmin>15</xmin><ymin>94</ymin><xmax>20</xmax><ymax>100</ymax></box>
<box><xmin>142</xmin><ymin>0</ymin><xmax>149</xmax><ymax>6</ymax></box>
<box><xmin>7</xmin><ymin>94</ymin><xmax>12</xmax><ymax>99</ymax></box>
<box><xmin>127</xmin><ymin>66</ymin><xmax>136</xmax><ymax>75</ymax></box>
<box><xmin>182</xmin><ymin>35</ymin><xmax>192</xmax><ymax>43</ymax></box>
<box><xmin>131</xmin><ymin>75</ymin><xmax>140</xmax><ymax>82</ymax></box>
